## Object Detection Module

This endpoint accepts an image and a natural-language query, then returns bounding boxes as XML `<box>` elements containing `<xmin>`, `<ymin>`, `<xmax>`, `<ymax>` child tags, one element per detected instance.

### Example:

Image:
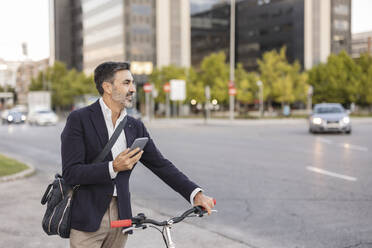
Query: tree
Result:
<box><xmin>308</xmin><ymin>51</ymin><xmax>361</xmax><ymax>105</ymax></box>
<box><xmin>186</xmin><ymin>67</ymin><xmax>205</xmax><ymax>103</ymax></box>
<box><xmin>235</xmin><ymin>63</ymin><xmax>258</xmax><ymax>113</ymax></box>
<box><xmin>29</xmin><ymin>61</ymin><xmax>97</xmax><ymax>110</ymax></box>
<box><xmin>258</xmin><ymin>47</ymin><xmax>308</xmax><ymax>109</ymax></box>
<box><xmin>355</xmin><ymin>53</ymin><xmax>372</xmax><ymax>106</ymax></box>
<box><xmin>200</xmin><ymin>52</ymin><xmax>229</xmax><ymax>104</ymax></box>
<box><xmin>149</xmin><ymin>65</ymin><xmax>187</xmax><ymax>104</ymax></box>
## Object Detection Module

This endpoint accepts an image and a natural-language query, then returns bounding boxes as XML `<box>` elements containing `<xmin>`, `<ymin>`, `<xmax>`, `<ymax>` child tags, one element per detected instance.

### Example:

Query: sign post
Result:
<box><xmin>163</xmin><ymin>82</ymin><xmax>171</xmax><ymax>118</ymax></box>
<box><xmin>256</xmin><ymin>80</ymin><xmax>263</xmax><ymax>118</ymax></box>
<box><xmin>228</xmin><ymin>81</ymin><xmax>236</xmax><ymax>120</ymax></box>
<box><xmin>205</xmin><ymin>86</ymin><xmax>211</xmax><ymax>123</ymax></box>
<box><xmin>143</xmin><ymin>83</ymin><xmax>152</xmax><ymax>120</ymax></box>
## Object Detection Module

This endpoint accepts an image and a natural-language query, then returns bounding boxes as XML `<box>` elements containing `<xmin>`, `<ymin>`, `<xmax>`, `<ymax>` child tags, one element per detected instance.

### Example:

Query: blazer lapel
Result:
<box><xmin>124</xmin><ymin>118</ymin><xmax>136</xmax><ymax>148</ymax></box>
<box><xmin>89</xmin><ymin>100</ymin><xmax>109</xmax><ymax>149</ymax></box>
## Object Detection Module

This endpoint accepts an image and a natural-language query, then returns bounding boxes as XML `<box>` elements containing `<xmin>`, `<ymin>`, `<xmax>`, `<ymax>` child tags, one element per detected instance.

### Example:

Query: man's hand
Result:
<box><xmin>193</xmin><ymin>191</ymin><xmax>215</xmax><ymax>215</ymax></box>
<box><xmin>113</xmin><ymin>148</ymin><xmax>144</xmax><ymax>172</ymax></box>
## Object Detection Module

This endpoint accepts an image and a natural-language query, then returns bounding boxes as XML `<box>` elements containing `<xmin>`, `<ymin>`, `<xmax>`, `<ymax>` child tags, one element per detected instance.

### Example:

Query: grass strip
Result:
<box><xmin>0</xmin><ymin>154</ymin><xmax>29</xmax><ymax>177</ymax></box>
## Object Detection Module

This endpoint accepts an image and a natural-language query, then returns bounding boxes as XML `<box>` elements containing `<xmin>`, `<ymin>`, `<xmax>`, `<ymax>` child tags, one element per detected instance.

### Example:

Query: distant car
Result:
<box><xmin>28</xmin><ymin>109</ymin><xmax>59</xmax><ymax>126</ymax></box>
<box><xmin>309</xmin><ymin>103</ymin><xmax>351</xmax><ymax>134</ymax></box>
<box><xmin>126</xmin><ymin>108</ymin><xmax>142</xmax><ymax>120</ymax></box>
<box><xmin>1</xmin><ymin>110</ymin><xmax>27</xmax><ymax>124</ymax></box>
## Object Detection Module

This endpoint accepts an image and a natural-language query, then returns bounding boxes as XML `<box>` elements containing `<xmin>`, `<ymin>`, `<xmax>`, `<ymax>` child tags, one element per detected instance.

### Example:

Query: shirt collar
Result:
<box><xmin>99</xmin><ymin>97</ymin><xmax>127</xmax><ymax>123</ymax></box>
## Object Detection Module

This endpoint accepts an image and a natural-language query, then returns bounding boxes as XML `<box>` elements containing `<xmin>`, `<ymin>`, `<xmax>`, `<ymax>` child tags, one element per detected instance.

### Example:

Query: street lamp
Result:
<box><xmin>256</xmin><ymin>80</ymin><xmax>264</xmax><ymax>118</ymax></box>
<box><xmin>229</xmin><ymin>0</ymin><xmax>236</xmax><ymax>121</ymax></box>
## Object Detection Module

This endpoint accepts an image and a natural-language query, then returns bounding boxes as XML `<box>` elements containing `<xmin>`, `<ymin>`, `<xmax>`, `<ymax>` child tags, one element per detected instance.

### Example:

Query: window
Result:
<box><xmin>334</xmin><ymin>20</ymin><xmax>349</xmax><ymax>31</ymax></box>
<box><xmin>334</xmin><ymin>4</ymin><xmax>349</xmax><ymax>15</ymax></box>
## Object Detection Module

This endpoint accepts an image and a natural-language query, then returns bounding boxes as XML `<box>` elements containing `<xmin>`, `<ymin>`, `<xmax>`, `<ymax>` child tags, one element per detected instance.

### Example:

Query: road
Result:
<box><xmin>0</xmin><ymin>118</ymin><xmax>371</xmax><ymax>248</ymax></box>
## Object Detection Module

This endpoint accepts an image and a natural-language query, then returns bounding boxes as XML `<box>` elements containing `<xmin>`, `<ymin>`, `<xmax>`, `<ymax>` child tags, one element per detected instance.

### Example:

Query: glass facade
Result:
<box><xmin>124</xmin><ymin>0</ymin><xmax>156</xmax><ymax>63</ymax></box>
<box><xmin>191</xmin><ymin>1</ymin><xmax>230</xmax><ymax>68</ymax></box>
<box><xmin>330</xmin><ymin>0</ymin><xmax>351</xmax><ymax>54</ymax></box>
<box><xmin>236</xmin><ymin>0</ymin><xmax>304</xmax><ymax>70</ymax></box>
<box><xmin>52</xmin><ymin>0</ymin><xmax>83</xmax><ymax>71</ymax></box>
<box><xmin>191</xmin><ymin>0</ymin><xmax>304</xmax><ymax>71</ymax></box>
<box><xmin>191</xmin><ymin>0</ymin><xmax>351</xmax><ymax>71</ymax></box>
<box><xmin>82</xmin><ymin>0</ymin><xmax>125</xmax><ymax>74</ymax></box>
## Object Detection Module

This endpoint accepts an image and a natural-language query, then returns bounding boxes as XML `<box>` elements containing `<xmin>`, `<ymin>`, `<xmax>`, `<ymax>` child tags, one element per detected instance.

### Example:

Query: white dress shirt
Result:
<box><xmin>99</xmin><ymin>98</ymin><xmax>202</xmax><ymax>203</ymax></box>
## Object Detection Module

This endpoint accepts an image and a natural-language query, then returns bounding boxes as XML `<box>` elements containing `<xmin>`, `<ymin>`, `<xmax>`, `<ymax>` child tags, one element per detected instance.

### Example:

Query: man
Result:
<box><xmin>61</xmin><ymin>62</ymin><xmax>214</xmax><ymax>248</ymax></box>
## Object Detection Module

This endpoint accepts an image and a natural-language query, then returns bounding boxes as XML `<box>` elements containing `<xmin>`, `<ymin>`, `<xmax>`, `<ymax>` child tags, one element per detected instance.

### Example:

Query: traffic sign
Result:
<box><xmin>143</xmin><ymin>83</ymin><xmax>152</xmax><ymax>93</ymax></box>
<box><xmin>170</xmin><ymin>79</ymin><xmax>186</xmax><ymax>101</ymax></box>
<box><xmin>229</xmin><ymin>87</ymin><xmax>237</xmax><ymax>96</ymax></box>
<box><xmin>163</xmin><ymin>82</ymin><xmax>170</xmax><ymax>93</ymax></box>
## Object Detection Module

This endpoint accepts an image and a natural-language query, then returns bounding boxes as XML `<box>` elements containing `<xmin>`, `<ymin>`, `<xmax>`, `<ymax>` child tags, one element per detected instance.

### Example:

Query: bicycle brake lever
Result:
<box><xmin>122</xmin><ymin>224</ymin><xmax>150</xmax><ymax>234</ymax></box>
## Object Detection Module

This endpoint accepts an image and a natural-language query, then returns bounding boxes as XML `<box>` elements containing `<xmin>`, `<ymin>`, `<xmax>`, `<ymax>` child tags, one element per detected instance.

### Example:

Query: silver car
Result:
<box><xmin>309</xmin><ymin>103</ymin><xmax>351</xmax><ymax>134</ymax></box>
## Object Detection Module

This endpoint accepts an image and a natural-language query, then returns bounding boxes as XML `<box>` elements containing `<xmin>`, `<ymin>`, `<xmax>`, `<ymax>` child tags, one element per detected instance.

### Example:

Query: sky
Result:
<box><xmin>0</xmin><ymin>0</ymin><xmax>371</xmax><ymax>61</ymax></box>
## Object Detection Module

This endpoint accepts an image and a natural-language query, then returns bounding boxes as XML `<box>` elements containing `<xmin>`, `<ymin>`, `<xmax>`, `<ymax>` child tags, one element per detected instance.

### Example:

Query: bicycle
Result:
<box><xmin>110</xmin><ymin>199</ymin><xmax>217</xmax><ymax>248</ymax></box>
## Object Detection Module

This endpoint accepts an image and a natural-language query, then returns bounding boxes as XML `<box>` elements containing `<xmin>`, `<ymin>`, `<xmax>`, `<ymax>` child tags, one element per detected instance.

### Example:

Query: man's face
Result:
<box><xmin>110</xmin><ymin>70</ymin><xmax>136</xmax><ymax>108</ymax></box>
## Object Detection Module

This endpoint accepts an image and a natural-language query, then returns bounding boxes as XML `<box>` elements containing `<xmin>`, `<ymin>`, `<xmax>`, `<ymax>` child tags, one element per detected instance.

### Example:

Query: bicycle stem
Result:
<box><xmin>163</xmin><ymin>225</ymin><xmax>176</xmax><ymax>248</ymax></box>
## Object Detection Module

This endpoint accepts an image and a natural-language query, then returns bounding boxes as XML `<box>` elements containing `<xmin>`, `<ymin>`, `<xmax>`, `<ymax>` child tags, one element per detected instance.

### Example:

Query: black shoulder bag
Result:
<box><xmin>41</xmin><ymin>116</ymin><xmax>128</xmax><ymax>238</ymax></box>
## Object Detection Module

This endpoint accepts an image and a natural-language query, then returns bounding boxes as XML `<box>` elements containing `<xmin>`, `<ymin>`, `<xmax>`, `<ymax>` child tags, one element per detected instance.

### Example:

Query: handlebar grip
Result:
<box><xmin>200</xmin><ymin>198</ymin><xmax>217</xmax><ymax>212</ymax></box>
<box><xmin>110</xmin><ymin>219</ymin><xmax>132</xmax><ymax>228</ymax></box>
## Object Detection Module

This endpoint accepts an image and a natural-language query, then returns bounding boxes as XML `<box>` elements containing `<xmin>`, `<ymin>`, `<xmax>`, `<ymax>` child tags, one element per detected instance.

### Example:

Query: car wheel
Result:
<box><xmin>345</xmin><ymin>129</ymin><xmax>352</xmax><ymax>134</ymax></box>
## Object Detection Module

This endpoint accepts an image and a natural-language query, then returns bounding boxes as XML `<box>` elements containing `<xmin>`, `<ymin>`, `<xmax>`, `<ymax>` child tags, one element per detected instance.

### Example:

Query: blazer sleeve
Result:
<box><xmin>138</xmin><ymin>121</ymin><xmax>200</xmax><ymax>203</ymax></box>
<box><xmin>61</xmin><ymin>111</ymin><xmax>112</xmax><ymax>186</ymax></box>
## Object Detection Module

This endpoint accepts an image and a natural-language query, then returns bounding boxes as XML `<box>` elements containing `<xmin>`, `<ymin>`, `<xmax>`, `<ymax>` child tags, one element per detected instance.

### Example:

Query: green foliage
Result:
<box><xmin>149</xmin><ymin>65</ymin><xmax>187</xmax><ymax>103</ymax></box>
<box><xmin>200</xmin><ymin>52</ymin><xmax>229</xmax><ymax>103</ymax></box>
<box><xmin>308</xmin><ymin>51</ymin><xmax>364</xmax><ymax>105</ymax></box>
<box><xmin>29</xmin><ymin>61</ymin><xmax>97</xmax><ymax>109</ymax></box>
<box><xmin>355</xmin><ymin>53</ymin><xmax>372</xmax><ymax>105</ymax></box>
<box><xmin>258</xmin><ymin>47</ymin><xmax>308</xmax><ymax>105</ymax></box>
<box><xmin>235</xmin><ymin>63</ymin><xmax>257</xmax><ymax>103</ymax></box>
<box><xmin>186</xmin><ymin>67</ymin><xmax>205</xmax><ymax>103</ymax></box>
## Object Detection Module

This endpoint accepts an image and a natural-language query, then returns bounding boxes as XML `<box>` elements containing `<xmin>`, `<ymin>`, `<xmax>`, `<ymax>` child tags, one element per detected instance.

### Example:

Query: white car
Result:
<box><xmin>309</xmin><ymin>103</ymin><xmax>351</xmax><ymax>134</ymax></box>
<box><xmin>28</xmin><ymin>109</ymin><xmax>59</xmax><ymax>126</ymax></box>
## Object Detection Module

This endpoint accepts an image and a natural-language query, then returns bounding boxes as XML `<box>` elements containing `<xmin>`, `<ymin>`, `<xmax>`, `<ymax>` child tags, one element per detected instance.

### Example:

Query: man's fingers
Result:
<box><xmin>125</xmin><ymin>148</ymin><xmax>141</xmax><ymax>158</ymax></box>
<box><xmin>129</xmin><ymin>150</ymin><xmax>143</xmax><ymax>163</ymax></box>
<box><xmin>204</xmin><ymin>203</ymin><xmax>212</xmax><ymax>215</ymax></box>
<box><xmin>121</xmin><ymin>148</ymin><xmax>130</xmax><ymax>155</ymax></box>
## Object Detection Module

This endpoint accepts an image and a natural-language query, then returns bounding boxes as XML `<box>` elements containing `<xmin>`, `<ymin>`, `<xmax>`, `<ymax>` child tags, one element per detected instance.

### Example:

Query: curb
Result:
<box><xmin>0</xmin><ymin>161</ymin><xmax>36</xmax><ymax>183</ymax></box>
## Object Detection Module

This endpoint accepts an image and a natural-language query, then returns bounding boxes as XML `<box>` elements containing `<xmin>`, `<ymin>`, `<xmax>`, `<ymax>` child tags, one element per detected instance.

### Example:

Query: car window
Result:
<box><xmin>315</xmin><ymin>107</ymin><xmax>344</xmax><ymax>113</ymax></box>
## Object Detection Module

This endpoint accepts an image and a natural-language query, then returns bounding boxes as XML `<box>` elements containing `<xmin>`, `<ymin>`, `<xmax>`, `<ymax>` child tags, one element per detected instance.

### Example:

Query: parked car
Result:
<box><xmin>309</xmin><ymin>103</ymin><xmax>351</xmax><ymax>134</ymax></box>
<box><xmin>1</xmin><ymin>110</ymin><xmax>26</xmax><ymax>124</ymax></box>
<box><xmin>28</xmin><ymin>109</ymin><xmax>59</xmax><ymax>126</ymax></box>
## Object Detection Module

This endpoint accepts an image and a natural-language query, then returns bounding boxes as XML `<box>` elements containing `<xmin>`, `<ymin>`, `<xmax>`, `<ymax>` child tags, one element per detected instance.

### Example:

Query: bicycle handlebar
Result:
<box><xmin>111</xmin><ymin>199</ymin><xmax>216</xmax><ymax>228</ymax></box>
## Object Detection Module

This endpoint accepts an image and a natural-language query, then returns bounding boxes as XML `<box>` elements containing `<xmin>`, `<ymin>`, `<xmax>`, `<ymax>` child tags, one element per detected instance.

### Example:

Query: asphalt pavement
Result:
<box><xmin>0</xmin><ymin>118</ymin><xmax>371</xmax><ymax>248</ymax></box>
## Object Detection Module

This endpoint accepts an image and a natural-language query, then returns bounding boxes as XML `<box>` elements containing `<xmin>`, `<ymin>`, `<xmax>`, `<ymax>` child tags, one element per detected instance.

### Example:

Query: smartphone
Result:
<box><xmin>129</xmin><ymin>137</ymin><xmax>149</xmax><ymax>156</ymax></box>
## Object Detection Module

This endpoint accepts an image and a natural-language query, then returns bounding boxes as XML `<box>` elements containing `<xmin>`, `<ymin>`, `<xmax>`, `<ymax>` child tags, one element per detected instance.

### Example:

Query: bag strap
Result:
<box><xmin>93</xmin><ymin>115</ymin><xmax>128</xmax><ymax>163</ymax></box>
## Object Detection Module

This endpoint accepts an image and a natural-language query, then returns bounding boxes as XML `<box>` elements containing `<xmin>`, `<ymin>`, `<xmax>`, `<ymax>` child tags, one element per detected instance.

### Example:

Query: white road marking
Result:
<box><xmin>306</xmin><ymin>166</ymin><xmax>357</xmax><ymax>181</ymax></box>
<box><xmin>337</xmin><ymin>143</ymin><xmax>369</xmax><ymax>152</ymax></box>
<box><xmin>317</xmin><ymin>138</ymin><xmax>333</xmax><ymax>144</ymax></box>
<box><xmin>316</xmin><ymin>137</ymin><xmax>369</xmax><ymax>152</ymax></box>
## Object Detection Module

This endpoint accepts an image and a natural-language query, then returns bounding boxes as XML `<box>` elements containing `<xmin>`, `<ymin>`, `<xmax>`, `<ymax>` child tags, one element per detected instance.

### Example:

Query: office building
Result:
<box><xmin>49</xmin><ymin>0</ymin><xmax>83</xmax><ymax>71</ymax></box>
<box><xmin>50</xmin><ymin>0</ymin><xmax>190</xmax><ymax>76</ymax></box>
<box><xmin>191</xmin><ymin>0</ymin><xmax>352</xmax><ymax>70</ymax></box>
<box><xmin>352</xmin><ymin>31</ymin><xmax>372</xmax><ymax>58</ymax></box>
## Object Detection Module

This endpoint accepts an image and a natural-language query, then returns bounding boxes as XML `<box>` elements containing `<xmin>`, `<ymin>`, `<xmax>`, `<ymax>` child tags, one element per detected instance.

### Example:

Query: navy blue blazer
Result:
<box><xmin>61</xmin><ymin>100</ymin><xmax>199</xmax><ymax>232</ymax></box>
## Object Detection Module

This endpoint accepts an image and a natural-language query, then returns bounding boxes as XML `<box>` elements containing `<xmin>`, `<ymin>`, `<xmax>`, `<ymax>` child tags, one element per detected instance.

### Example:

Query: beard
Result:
<box><xmin>112</xmin><ymin>86</ymin><xmax>134</xmax><ymax>108</ymax></box>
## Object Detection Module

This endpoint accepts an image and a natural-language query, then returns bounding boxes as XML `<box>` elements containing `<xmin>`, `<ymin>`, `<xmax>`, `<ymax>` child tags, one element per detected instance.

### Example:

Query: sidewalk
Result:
<box><xmin>0</xmin><ymin>173</ymin><xmax>247</xmax><ymax>248</ymax></box>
